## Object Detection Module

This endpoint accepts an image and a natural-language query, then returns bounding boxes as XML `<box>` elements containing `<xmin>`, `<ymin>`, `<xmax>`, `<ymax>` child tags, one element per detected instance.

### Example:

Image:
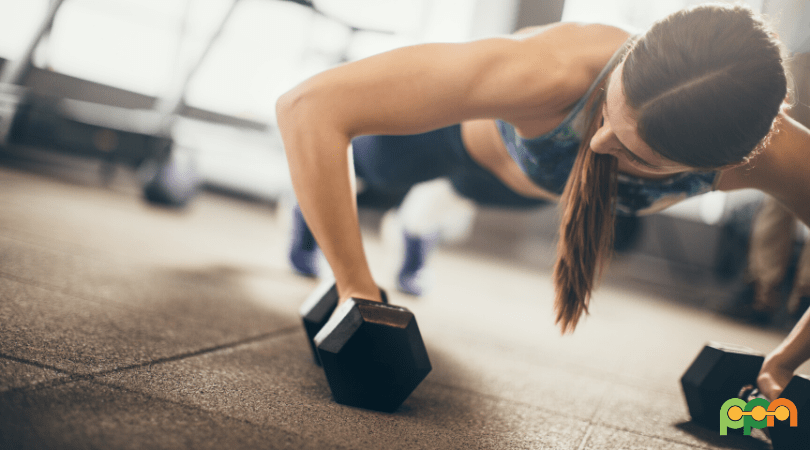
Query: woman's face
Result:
<box><xmin>589</xmin><ymin>62</ymin><xmax>692</xmax><ymax>176</ymax></box>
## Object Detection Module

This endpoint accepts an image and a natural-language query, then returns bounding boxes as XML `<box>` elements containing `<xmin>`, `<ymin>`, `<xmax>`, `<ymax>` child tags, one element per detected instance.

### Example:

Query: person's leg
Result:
<box><xmin>287</xmin><ymin>127</ymin><xmax>460</xmax><ymax>278</ymax></box>
<box><xmin>389</xmin><ymin>124</ymin><xmax>551</xmax><ymax>295</ymax></box>
<box><xmin>391</xmin><ymin>178</ymin><xmax>477</xmax><ymax>295</ymax></box>
<box><xmin>289</xmin><ymin>203</ymin><xmax>321</xmax><ymax>276</ymax></box>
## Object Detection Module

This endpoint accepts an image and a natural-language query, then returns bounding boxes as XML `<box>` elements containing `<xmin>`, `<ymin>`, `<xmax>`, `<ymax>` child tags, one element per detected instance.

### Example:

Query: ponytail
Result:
<box><xmin>553</xmin><ymin>76</ymin><xmax>617</xmax><ymax>334</ymax></box>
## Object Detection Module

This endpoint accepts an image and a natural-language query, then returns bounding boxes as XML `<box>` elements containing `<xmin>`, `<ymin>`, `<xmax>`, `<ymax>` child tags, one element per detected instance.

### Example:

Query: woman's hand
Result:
<box><xmin>338</xmin><ymin>288</ymin><xmax>384</xmax><ymax>307</ymax></box>
<box><xmin>757</xmin><ymin>354</ymin><xmax>795</xmax><ymax>400</ymax></box>
<box><xmin>755</xmin><ymin>301</ymin><xmax>810</xmax><ymax>400</ymax></box>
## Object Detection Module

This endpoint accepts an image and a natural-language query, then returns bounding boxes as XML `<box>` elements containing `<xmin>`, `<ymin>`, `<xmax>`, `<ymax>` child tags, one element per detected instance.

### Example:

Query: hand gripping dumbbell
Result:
<box><xmin>300</xmin><ymin>281</ymin><xmax>432</xmax><ymax>412</ymax></box>
<box><xmin>300</xmin><ymin>281</ymin><xmax>389</xmax><ymax>366</ymax></box>
<box><xmin>681</xmin><ymin>342</ymin><xmax>808</xmax><ymax>448</ymax></box>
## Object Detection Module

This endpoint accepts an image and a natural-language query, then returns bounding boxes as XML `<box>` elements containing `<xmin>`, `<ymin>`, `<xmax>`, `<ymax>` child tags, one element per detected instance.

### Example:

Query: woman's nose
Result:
<box><xmin>589</xmin><ymin>124</ymin><xmax>618</xmax><ymax>155</ymax></box>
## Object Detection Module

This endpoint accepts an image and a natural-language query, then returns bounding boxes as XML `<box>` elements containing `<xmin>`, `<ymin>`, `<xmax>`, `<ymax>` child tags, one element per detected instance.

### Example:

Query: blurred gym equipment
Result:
<box><xmin>0</xmin><ymin>0</ymin><xmax>246</xmax><ymax>207</ymax></box>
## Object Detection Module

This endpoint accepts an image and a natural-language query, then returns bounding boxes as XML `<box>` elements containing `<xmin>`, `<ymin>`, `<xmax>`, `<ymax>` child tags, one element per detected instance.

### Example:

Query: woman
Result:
<box><xmin>277</xmin><ymin>4</ymin><xmax>810</xmax><ymax>401</ymax></box>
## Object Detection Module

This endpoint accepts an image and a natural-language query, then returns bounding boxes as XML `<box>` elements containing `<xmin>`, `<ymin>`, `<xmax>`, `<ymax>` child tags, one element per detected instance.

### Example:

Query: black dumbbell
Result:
<box><xmin>300</xmin><ymin>281</ymin><xmax>431</xmax><ymax>412</ymax></box>
<box><xmin>681</xmin><ymin>343</ymin><xmax>808</xmax><ymax>449</ymax></box>
<box><xmin>769</xmin><ymin>374</ymin><xmax>808</xmax><ymax>449</ymax></box>
<box><xmin>681</xmin><ymin>342</ymin><xmax>764</xmax><ymax>430</ymax></box>
<box><xmin>300</xmin><ymin>281</ymin><xmax>388</xmax><ymax>366</ymax></box>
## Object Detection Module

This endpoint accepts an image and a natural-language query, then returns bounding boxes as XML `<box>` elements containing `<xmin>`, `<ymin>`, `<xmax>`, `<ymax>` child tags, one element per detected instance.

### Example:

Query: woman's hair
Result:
<box><xmin>553</xmin><ymin>70</ymin><xmax>617</xmax><ymax>334</ymax></box>
<box><xmin>553</xmin><ymin>3</ymin><xmax>787</xmax><ymax>334</ymax></box>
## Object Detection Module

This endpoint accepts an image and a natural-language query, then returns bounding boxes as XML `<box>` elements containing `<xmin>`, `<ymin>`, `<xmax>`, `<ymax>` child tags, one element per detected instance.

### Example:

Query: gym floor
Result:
<box><xmin>1</xmin><ymin>152</ymin><xmax>807</xmax><ymax>450</ymax></box>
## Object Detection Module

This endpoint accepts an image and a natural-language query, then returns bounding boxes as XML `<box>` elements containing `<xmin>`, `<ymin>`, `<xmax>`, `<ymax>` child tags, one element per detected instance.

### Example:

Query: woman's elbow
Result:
<box><xmin>276</xmin><ymin>82</ymin><xmax>340</xmax><ymax>136</ymax></box>
<box><xmin>276</xmin><ymin>86</ymin><xmax>306</xmax><ymax>130</ymax></box>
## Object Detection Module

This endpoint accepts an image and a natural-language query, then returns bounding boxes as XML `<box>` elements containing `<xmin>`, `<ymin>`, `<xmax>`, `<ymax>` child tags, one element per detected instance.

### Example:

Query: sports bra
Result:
<box><xmin>495</xmin><ymin>43</ymin><xmax>718</xmax><ymax>215</ymax></box>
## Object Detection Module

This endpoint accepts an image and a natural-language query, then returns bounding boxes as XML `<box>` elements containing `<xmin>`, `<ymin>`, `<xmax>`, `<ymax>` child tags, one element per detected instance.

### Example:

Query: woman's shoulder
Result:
<box><xmin>514</xmin><ymin>22</ymin><xmax>631</xmax><ymax>69</ymax></box>
<box><xmin>514</xmin><ymin>21</ymin><xmax>631</xmax><ymax>43</ymax></box>
<box><xmin>717</xmin><ymin>113</ymin><xmax>809</xmax><ymax>188</ymax></box>
<box><xmin>499</xmin><ymin>23</ymin><xmax>631</xmax><ymax>116</ymax></box>
<box><xmin>716</xmin><ymin>112</ymin><xmax>810</xmax><ymax>225</ymax></box>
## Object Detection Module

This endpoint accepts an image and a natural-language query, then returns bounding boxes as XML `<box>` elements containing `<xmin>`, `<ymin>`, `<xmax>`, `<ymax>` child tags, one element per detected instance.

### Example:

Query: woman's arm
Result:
<box><xmin>276</xmin><ymin>24</ymin><xmax>625</xmax><ymax>304</ymax></box>
<box><xmin>759</xmin><ymin>306</ymin><xmax>810</xmax><ymax>400</ymax></box>
<box><xmin>717</xmin><ymin>112</ymin><xmax>810</xmax><ymax>398</ymax></box>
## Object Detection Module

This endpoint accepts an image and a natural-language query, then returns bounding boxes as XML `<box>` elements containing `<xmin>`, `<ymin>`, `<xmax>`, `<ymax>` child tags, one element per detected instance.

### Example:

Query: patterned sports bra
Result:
<box><xmin>496</xmin><ymin>43</ymin><xmax>718</xmax><ymax>215</ymax></box>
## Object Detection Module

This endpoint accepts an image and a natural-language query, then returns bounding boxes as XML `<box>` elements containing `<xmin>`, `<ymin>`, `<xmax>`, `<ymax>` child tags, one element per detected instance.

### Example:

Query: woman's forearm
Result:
<box><xmin>276</xmin><ymin>89</ymin><xmax>381</xmax><ymax>304</ymax></box>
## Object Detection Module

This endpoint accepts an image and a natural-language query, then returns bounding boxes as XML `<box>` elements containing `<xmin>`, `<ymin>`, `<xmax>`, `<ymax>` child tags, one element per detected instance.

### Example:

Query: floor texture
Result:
<box><xmin>0</xmin><ymin>156</ymin><xmax>806</xmax><ymax>450</ymax></box>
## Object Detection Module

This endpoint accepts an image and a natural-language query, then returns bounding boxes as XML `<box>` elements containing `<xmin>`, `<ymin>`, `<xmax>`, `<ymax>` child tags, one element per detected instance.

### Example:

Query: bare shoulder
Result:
<box><xmin>515</xmin><ymin>23</ymin><xmax>632</xmax><ymax>70</ymax></box>
<box><xmin>514</xmin><ymin>22</ymin><xmax>631</xmax><ymax>47</ymax></box>
<box><xmin>502</xmin><ymin>23</ymin><xmax>632</xmax><ymax>114</ymax></box>
<box><xmin>717</xmin><ymin>113</ymin><xmax>810</xmax><ymax>226</ymax></box>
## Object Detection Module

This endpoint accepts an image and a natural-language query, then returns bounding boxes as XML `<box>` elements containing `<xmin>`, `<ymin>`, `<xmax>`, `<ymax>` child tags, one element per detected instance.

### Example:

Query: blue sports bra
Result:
<box><xmin>495</xmin><ymin>44</ymin><xmax>718</xmax><ymax>215</ymax></box>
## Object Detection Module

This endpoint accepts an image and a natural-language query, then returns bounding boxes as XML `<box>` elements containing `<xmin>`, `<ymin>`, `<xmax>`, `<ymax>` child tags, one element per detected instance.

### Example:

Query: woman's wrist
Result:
<box><xmin>763</xmin><ymin>305</ymin><xmax>810</xmax><ymax>374</ymax></box>
<box><xmin>763</xmin><ymin>347</ymin><xmax>801</xmax><ymax>374</ymax></box>
<box><xmin>335</xmin><ymin>271</ymin><xmax>382</xmax><ymax>305</ymax></box>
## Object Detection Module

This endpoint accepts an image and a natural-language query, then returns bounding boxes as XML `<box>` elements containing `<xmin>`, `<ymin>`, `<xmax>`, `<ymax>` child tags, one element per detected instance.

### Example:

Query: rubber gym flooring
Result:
<box><xmin>0</xmin><ymin>153</ymin><xmax>806</xmax><ymax>450</ymax></box>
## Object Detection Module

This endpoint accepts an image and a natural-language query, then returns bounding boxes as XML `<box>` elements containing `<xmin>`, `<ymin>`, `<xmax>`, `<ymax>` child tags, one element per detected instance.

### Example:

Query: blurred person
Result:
<box><xmin>277</xmin><ymin>3</ymin><xmax>810</xmax><ymax>400</ymax></box>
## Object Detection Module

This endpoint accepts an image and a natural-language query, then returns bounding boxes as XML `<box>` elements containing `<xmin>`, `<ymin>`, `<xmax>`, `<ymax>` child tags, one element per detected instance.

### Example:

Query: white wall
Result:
<box><xmin>3</xmin><ymin>0</ymin><xmax>518</xmax><ymax>124</ymax></box>
<box><xmin>762</xmin><ymin>0</ymin><xmax>810</xmax><ymax>53</ymax></box>
<box><xmin>562</xmin><ymin>0</ymin><xmax>765</xmax><ymax>31</ymax></box>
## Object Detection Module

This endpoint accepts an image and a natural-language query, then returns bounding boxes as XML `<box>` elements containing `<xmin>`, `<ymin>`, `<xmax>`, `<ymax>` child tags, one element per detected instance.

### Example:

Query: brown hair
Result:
<box><xmin>553</xmin><ymin>3</ymin><xmax>787</xmax><ymax>333</ymax></box>
<box><xmin>553</xmin><ymin>71</ymin><xmax>617</xmax><ymax>334</ymax></box>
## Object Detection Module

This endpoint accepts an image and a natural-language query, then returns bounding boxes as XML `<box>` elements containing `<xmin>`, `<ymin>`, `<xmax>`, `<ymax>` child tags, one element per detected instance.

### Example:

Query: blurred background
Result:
<box><xmin>0</xmin><ymin>0</ymin><xmax>807</xmax><ymax>328</ymax></box>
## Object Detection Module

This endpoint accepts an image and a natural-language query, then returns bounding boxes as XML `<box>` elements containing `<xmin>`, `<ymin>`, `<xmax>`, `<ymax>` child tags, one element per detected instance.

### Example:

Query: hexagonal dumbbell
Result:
<box><xmin>299</xmin><ymin>281</ymin><xmax>388</xmax><ymax>366</ymax></box>
<box><xmin>769</xmin><ymin>374</ymin><xmax>809</xmax><ymax>449</ymax></box>
<box><xmin>300</xmin><ymin>281</ymin><xmax>431</xmax><ymax>412</ymax></box>
<box><xmin>681</xmin><ymin>342</ymin><xmax>764</xmax><ymax>430</ymax></box>
<box><xmin>681</xmin><ymin>343</ymin><xmax>809</xmax><ymax>450</ymax></box>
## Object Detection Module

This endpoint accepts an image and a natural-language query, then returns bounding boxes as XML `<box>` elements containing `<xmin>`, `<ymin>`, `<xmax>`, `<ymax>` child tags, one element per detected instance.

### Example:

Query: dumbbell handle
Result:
<box><xmin>738</xmin><ymin>384</ymin><xmax>761</xmax><ymax>402</ymax></box>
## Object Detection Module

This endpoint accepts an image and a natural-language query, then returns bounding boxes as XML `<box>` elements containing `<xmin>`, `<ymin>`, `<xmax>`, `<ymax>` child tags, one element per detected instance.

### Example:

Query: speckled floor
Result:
<box><xmin>0</xmin><ymin>156</ymin><xmax>805</xmax><ymax>450</ymax></box>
